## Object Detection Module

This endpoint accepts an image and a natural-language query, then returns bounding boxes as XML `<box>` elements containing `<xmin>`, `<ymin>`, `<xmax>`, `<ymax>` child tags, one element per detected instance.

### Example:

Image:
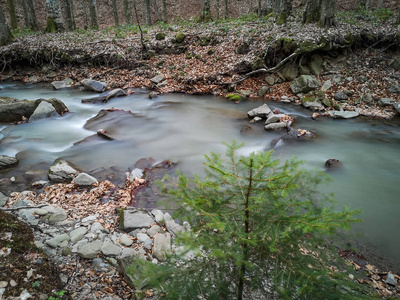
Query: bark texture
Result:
<box><xmin>124</xmin><ymin>0</ymin><xmax>132</xmax><ymax>25</ymax></box>
<box><xmin>303</xmin><ymin>0</ymin><xmax>335</xmax><ymax>27</ymax></box>
<box><xmin>201</xmin><ymin>0</ymin><xmax>212</xmax><ymax>21</ymax></box>
<box><xmin>0</xmin><ymin>6</ymin><xmax>13</xmax><ymax>45</ymax></box>
<box><xmin>162</xmin><ymin>0</ymin><xmax>168</xmax><ymax>22</ymax></box>
<box><xmin>272</xmin><ymin>0</ymin><xmax>292</xmax><ymax>24</ymax></box>
<box><xmin>7</xmin><ymin>0</ymin><xmax>17</xmax><ymax>30</ymax></box>
<box><xmin>21</xmin><ymin>0</ymin><xmax>39</xmax><ymax>31</ymax></box>
<box><xmin>144</xmin><ymin>0</ymin><xmax>152</xmax><ymax>25</ymax></box>
<box><xmin>224</xmin><ymin>0</ymin><xmax>229</xmax><ymax>18</ymax></box>
<box><xmin>112</xmin><ymin>0</ymin><xmax>119</xmax><ymax>26</ymax></box>
<box><xmin>45</xmin><ymin>0</ymin><xmax>64</xmax><ymax>32</ymax></box>
<box><xmin>89</xmin><ymin>0</ymin><xmax>98</xmax><ymax>29</ymax></box>
<box><xmin>64</xmin><ymin>0</ymin><xmax>76</xmax><ymax>31</ymax></box>
<box><xmin>81</xmin><ymin>0</ymin><xmax>89</xmax><ymax>28</ymax></box>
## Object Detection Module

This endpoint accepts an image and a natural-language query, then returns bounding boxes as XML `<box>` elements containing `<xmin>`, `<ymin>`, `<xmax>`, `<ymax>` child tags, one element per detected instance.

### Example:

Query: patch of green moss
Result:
<box><xmin>175</xmin><ymin>32</ymin><xmax>186</xmax><ymax>43</ymax></box>
<box><xmin>344</xmin><ymin>32</ymin><xmax>355</xmax><ymax>44</ymax></box>
<box><xmin>276</xmin><ymin>12</ymin><xmax>288</xmax><ymax>25</ymax></box>
<box><xmin>333</xmin><ymin>103</ymin><xmax>342</xmax><ymax>111</ymax></box>
<box><xmin>155</xmin><ymin>32</ymin><xmax>166</xmax><ymax>40</ymax></box>
<box><xmin>226</xmin><ymin>94</ymin><xmax>243</xmax><ymax>102</ymax></box>
<box><xmin>207</xmin><ymin>49</ymin><xmax>215</xmax><ymax>55</ymax></box>
<box><xmin>45</xmin><ymin>17</ymin><xmax>57</xmax><ymax>33</ymax></box>
<box><xmin>301</xmin><ymin>96</ymin><xmax>315</xmax><ymax>103</ymax></box>
<box><xmin>251</xmin><ymin>57</ymin><xmax>264</xmax><ymax>70</ymax></box>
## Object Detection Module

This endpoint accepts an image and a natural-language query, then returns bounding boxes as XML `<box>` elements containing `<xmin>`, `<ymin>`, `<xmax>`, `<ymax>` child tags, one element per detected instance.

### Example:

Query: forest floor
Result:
<box><xmin>1</xmin><ymin>10</ymin><xmax>400</xmax><ymax>300</ymax></box>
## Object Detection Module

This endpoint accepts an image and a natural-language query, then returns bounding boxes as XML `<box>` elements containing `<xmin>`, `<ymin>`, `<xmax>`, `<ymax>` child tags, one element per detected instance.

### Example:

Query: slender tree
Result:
<box><xmin>397</xmin><ymin>5</ymin><xmax>400</xmax><ymax>24</ymax></box>
<box><xmin>152</xmin><ymin>0</ymin><xmax>161</xmax><ymax>22</ymax></box>
<box><xmin>258</xmin><ymin>0</ymin><xmax>262</xmax><ymax>15</ymax></box>
<box><xmin>21</xmin><ymin>0</ymin><xmax>39</xmax><ymax>31</ymax></box>
<box><xmin>124</xmin><ymin>0</ymin><xmax>132</xmax><ymax>25</ymax></box>
<box><xmin>64</xmin><ymin>0</ymin><xmax>76</xmax><ymax>31</ymax></box>
<box><xmin>303</xmin><ymin>0</ymin><xmax>335</xmax><ymax>27</ymax></box>
<box><xmin>200</xmin><ymin>0</ymin><xmax>212</xmax><ymax>21</ymax></box>
<box><xmin>7</xmin><ymin>0</ymin><xmax>17</xmax><ymax>30</ymax></box>
<box><xmin>162</xmin><ymin>0</ymin><xmax>167</xmax><ymax>22</ymax></box>
<box><xmin>265</xmin><ymin>0</ymin><xmax>273</xmax><ymax>14</ymax></box>
<box><xmin>216</xmin><ymin>0</ymin><xmax>220</xmax><ymax>19</ymax></box>
<box><xmin>0</xmin><ymin>6</ymin><xmax>13</xmax><ymax>45</ymax></box>
<box><xmin>45</xmin><ymin>0</ymin><xmax>64</xmax><ymax>32</ymax></box>
<box><xmin>224</xmin><ymin>0</ymin><xmax>228</xmax><ymax>18</ymax></box>
<box><xmin>272</xmin><ymin>0</ymin><xmax>292</xmax><ymax>24</ymax></box>
<box><xmin>144</xmin><ymin>0</ymin><xmax>152</xmax><ymax>25</ymax></box>
<box><xmin>111</xmin><ymin>0</ymin><xmax>119</xmax><ymax>26</ymax></box>
<box><xmin>81</xmin><ymin>0</ymin><xmax>89</xmax><ymax>28</ymax></box>
<box><xmin>88</xmin><ymin>0</ymin><xmax>98</xmax><ymax>29</ymax></box>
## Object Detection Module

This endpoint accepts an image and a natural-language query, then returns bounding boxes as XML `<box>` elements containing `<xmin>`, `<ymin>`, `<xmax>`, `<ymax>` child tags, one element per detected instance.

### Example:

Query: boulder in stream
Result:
<box><xmin>0</xmin><ymin>155</ymin><xmax>19</xmax><ymax>170</ymax></box>
<box><xmin>0</xmin><ymin>97</ymin><xmax>68</xmax><ymax>123</ymax></box>
<box><xmin>51</xmin><ymin>78</ymin><xmax>73</xmax><ymax>90</ymax></box>
<box><xmin>81</xmin><ymin>79</ymin><xmax>107</xmax><ymax>92</ymax></box>
<box><xmin>29</xmin><ymin>101</ymin><xmax>58</xmax><ymax>121</ymax></box>
<box><xmin>48</xmin><ymin>159</ymin><xmax>79</xmax><ymax>183</ymax></box>
<box><xmin>290</xmin><ymin>75</ymin><xmax>320</xmax><ymax>94</ymax></box>
<box><xmin>81</xmin><ymin>88</ymin><xmax>126</xmax><ymax>104</ymax></box>
<box><xmin>325</xmin><ymin>159</ymin><xmax>342</xmax><ymax>169</ymax></box>
<box><xmin>271</xmin><ymin>128</ymin><xmax>316</xmax><ymax>148</ymax></box>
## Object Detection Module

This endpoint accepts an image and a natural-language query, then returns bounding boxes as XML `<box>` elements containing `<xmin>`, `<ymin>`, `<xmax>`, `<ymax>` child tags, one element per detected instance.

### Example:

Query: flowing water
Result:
<box><xmin>1</xmin><ymin>82</ymin><xmax>400</xmax><ymax>266</ymax></box>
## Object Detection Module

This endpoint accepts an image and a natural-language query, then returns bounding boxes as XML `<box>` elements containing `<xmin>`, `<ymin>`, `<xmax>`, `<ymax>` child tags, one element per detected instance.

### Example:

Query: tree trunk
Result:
<box><xmin>162</xmin><ymin>0</ymin><xmax>167</xmax><ymax>22</ymax></box>
<box><xmin>397</xmin><ymin>5</ymin><xmax>400</xmax><ymax>24</ymax></box>
<box><xmin>216</xmin><ymin>0</ymin><xmax>220</xmax><ymax>19</ymax></box>
<box><xmin>7</xmin><ymin>0</ymin><xmax>17</xmax><ymax>30</ymax></box>
<box><xmin>0</xmin><ymin>6</ymin><xmax>13</xmax><ymax>45</ymax></box>
<box><xmin>88</xmin><ymin>0</ymin><xmax>98</xmax><ymax>29</ymax></box>
<box><xmin>224</xmin><ymin>0</ymin><xmax>228</xmax><ymax>18</ymax></box>
<box><xmin>201</xmin><ymin>0</ymin><xmax>212</xmax><ymax>21</ymax></box>
<box><xmin>152</xmin><ymin>0</ymin><xmax>161</xmax><ymax>22</ymax></box>
<box><xmin>142</xmin><ymin>0</ymin><xmax>152</xmax><ymax>25</ymax></box>
<box><xmin>81</xmin><ymin>0</ymin><xmax>89</xmax><ymax>28</ymax></box>
<box><xmin>112</xmin><ymin>0</ymin><xmax>119</xmax><ymax>26</ymax></box>
<box><xmin>377</xmin><ymin>0</ymin><xmax>383</xmax><ymax>9</ymax></box>
<box><xmin>64</xmin><ymin>0</ymin><xmax>76</xmax><ymax>31</ymax></box>
<box><xmin>357</xmin><ymin>0</ymin><xmax>368</xmax><ymax>9</ymax></box>
<box><xmin>265</xmin><ymin>0</ymin><xmax>272</xmax><ymax>14</ymax></box>
<box><xmin>302</xmin><ymin>0</ymin><xmax>319</xmax><ymax>24</ymax></box>
<box><xmin>45</xmin><ymin>0</ymin><xmax>64</xmax><ymax>32</ymax></box>
<box><xmin>272</xmin><ymin>0</ymin><xmax>292</xmax><ymax>24</ymax></box>
<box><xmin>124</xmin><ymin>0</ymin><xmax>132</xmax><ymax>25</ymax></box>
<box><xmin>21</xmin><ymin>0</ymin><xmax>39</xmax><ymax>31</ymax></box>
<box><xmin>319</xmin><ymin>0</ymin><xmax>335</xmax><ymax>27</ymax></box>
<box><xmin>258</xmin><ymin>0</ymin><xmax>262</xmax><ymax>15</ymax></box>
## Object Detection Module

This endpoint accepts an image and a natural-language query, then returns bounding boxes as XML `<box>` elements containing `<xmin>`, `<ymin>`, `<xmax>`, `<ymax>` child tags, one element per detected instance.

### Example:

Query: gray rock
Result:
<box><xmin>0</xmin><ymin>192</ymin><xmax>7</xmax><ymax>207</ymax></box>
<box><xmin>265</xmin><ymin>75</ymin><xmax>275</xmax><ymax>86</ymax></box>
<box><xmin>90</xmin><ymin>221</ymin><xmax>108</xmax><ymax>233</ymax></box>
<box><xmin>117</xmin><ymin>254</ymin><xmax>150</xmax><ymax>290</ymax></box>
<box><xmin>334</xmin><ymin>92</ymin><xmax>349</xmax><ymax>102</ymax></box>
<box><xmin>0</xmin><ymin>155</ymin><xmax>18</xmax><ymax>170</ymax></box>
<box><xmin>129</xmin><ymin>168</ymin><xmax>144</xmax><ymax>181</ymax></box>
<box><xmin>121</xmin><ymin>210</ymin><xmax>154</xmax><ymax>231</ymax></box>
<box><xmin>264</xmin><ymin>122</ymin><xmax>289</xmax><ymax>130</ymax></box>
<box><xmin>119</xmin><ymin>234</ymin><xmax>133</xmax><ymax>246</ymax></box>
<box><xmin>290</xmin><ymin>75</ymin><xmax>320</xmax><ymax>94</ymax></box>
<box><xmin>153</xmin><ymin>232</ymin><xmax>172</xmax><ymax>262</ymax></box>
<box><xmin>394</xmin><ymin>102</ymin><xmax>400</xmax><ymax>114</ymax></box>
<box><xmin>81</xmin><ymin>79</ymin><xmax>107</xmax><ymax>92</ymax></box>
<box><xmin>51</xmin><ymin>78</ymin><xmax>73</xmax><ymax>90</ymax></box>
<box><xmin>34</xmin><ymin>208</ymin><xmax>48</xmax><ymax>216</ymax></box>
<box><xmin>48</xmin><ymin>159</ymin><xmax>79</xmax><ymax>183</ymax></box>
<box><xmin>150</xmin><ymin>75</ymin><xmax>165</xmax><ymax>84</ymax></box>
<box><xmin>321</xmin><ymin>80</ymin><xmax>332</xmax><ymax>92</ymax></box>
<box><xmin>388</xmin><ymin>83</ymin><xmax>400</xmax><ymax>94</ymax></box>
<box><xmin>151</xmin><ymin>209</ymin><xmax>165</xmax><ymax>223</ymax></box>
<box><xmin>72</xmin><ymin>173</ymin><xmax>98</xmax><ymax>186</ymax></box>
<box><xmin>46</xmin><ymin>234</ymin><xmax>70</xmax><ymax>248</ymax></box>
<box><xmin>379</xmin><ymin>98</ymin><xmax>394</xmax><ymax>106</ymax></box>
<box><xmin>330</xmin><ymin>74</ymin><xmax>345</xmax><ymax>85</ymax></box>
<box><xmin>247</xmin><ymin>104</ymin><xmax>272</xmax><ymax>119</ymax></box>
<box><xmin>257</xmin><ymin>86</ymin><xmax>269</xmax><ymax>97</ymax></box>
<box><xmin>331</xmin><ymin>111</ymin><xmax>359</xmax><ymax>119</ymax></box>
<box><xmin>81</xmin><ymin>88</ymin><xmax>126</xmax><ymax>104</ymax></box>
<box><xmin>386</xmin><ymin>273</ymin><xmax>397</xmax><ymax>286</ymax></box>
<box><xmin>70</xmin><ymin>227</ymin><xmax>88</xmax><ymax>244</ymax></box>
<box><xmin>165</xmin><ymin>218</ymin><xmax>185</xmax><ymax>235</ymax></box>
<box><xmin>309</xmin><ymin>54</ymin><xmax>323</xmax><ymax>75</ymax></box>
<box><xmin>325</xmin><ymin>159</ymin><xmax>342</xmax><ymax>169</ymax></box>
<box><xmin>137</xmin><ymin>232</ymin><xmax>151</xmax><ymax>243</ymax></box>
<box><xmin>281</xmin><ymin>63</ymin><xmax>298</xmax><ymax>81</ymax></box>
<box><xmin>78</xmin><ymin>240</ymin><xmax>103</xmax><ymax>259</ymax></box>
<box><xmin>101</xmin><ymin>240</ymin><xmax>122</xmax><ymax>257</ymax></box>
<box><xmin>48</xmin><ymin>207</ymin><xmax>68</xmax><ymax>225</ymax></box>
<box><xmin>18</xmin><ymin>208</ymin><xmax>36</xmax><ymax>222</ymax></box>
<box><xmin>265</xmin><ymin>114</ymin><xmax>286</xmax><ymax>125</ymax></box>
<box><xmin>361</xmin><ymin>93</ymin><xmax>374</xmax><ymax>104</ymax></box>
<box><xmin>303</xmin><ymin>101</ymin><xmax>323</xmax><ymax>110</ymax></box>
<box><xmin>29</xmin><ymin>101</ymin><xmax>58</xmax><ymax>121</ymax></box>
<box><xmin>147</xmin><ymin>225</ymin><xmax>161</xmax><ymax>238</ymax></box>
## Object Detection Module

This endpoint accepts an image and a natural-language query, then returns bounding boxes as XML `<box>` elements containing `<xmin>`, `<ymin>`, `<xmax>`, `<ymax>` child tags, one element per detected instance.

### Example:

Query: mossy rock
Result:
<box><xmin>155</xmin><ymin>32</ymin><xmax>166</xmax><ymax>40</ymax></box>
<box><xmin>175</xmin><ymin>32</ymin><xmax>186</xmax><ymax>43</ymax></box>
<box><xmin>301</xmin><ymin>96</ymin><xmax>315</xmax><ymax>103</ymax></box>
<box><xmin>333</xmin><ymin>103</ymin><xmax>342</xmax><ymax>111</ymax></box>
<box><xmin>199</xmin><ymin>36</ymin><xmax>212</xmax><ymax>46</ymax></box>
<box><xmin>251</xmin><ymin>57</ymin><xmax>264</xmax><ymax>71</ymax></box>
<box><xmin>226</xmin><ymin>94</ymin><xmax>243</xmax><ymax>102</ymax></box>
<box><xmin>321</xmin><ymin>98</ymin><xmax>332</xmax><ymax>107</ymax></box>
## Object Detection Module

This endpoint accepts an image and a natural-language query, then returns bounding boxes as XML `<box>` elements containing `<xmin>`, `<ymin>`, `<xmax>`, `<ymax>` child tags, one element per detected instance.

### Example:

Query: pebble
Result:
<box><xmin>34</xmin><ymin>208</ymin><xmax>48</xmax><ymax>216</ymax></box>
<box><xmin>0</xmin><ymin>281</ymin><xmax>8</xmax><ymax>288</ymax></box>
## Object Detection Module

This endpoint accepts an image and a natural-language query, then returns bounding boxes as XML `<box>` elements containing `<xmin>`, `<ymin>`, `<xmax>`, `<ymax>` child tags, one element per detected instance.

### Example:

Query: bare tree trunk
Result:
<box><xmin>7</xmin><ymin>0</ymin><xmax>17</xmax><ymax>30</ymax></box>
<box><xmin>64</xmin><ymin>0</ymin><xmax>76</xmax><ymax>31</ymax></box>
<box><xmin>162</xmin><ymin>0</ymin><xmax>167</xmax><ymax>22</ymax></box>
<box><xmin>216</xmin><ymin>0</ymin><xmax>220</xmax><ymax>19</ymax></box>
<box><xmin>357</xmin><ymin>0</ymin><xmax>368</xmax><ymax>9</ymax></box>
<box><xmin>88</xmin><ymin>0</ymin><xmax>98</xmax><ymax>29</ymax></box>
<box><xmin>144</xmin><ymin>0</ymin><xmax>152</xmax><ymax>25</ymax></box>
<box><xmin>302</xmin><ymin>0</ymin><xmax>319</xmax><ymax>24</ymax></box>
<box><xmin>201</xmin><ymin>0</ymin><xmax>212</xmax><ymax>21</ymax></box>
<box><xmin>265</xmin><ymin>0</ymin><xmax>272</xmax><ymax>14</ymax></box>
<box><xmin>81</xmin><ymin>0</ymin><xmax>89</xmax><ymax>28</ymax></box>
<box><xmin>397</xmin><ymin>5</ymin><xmax>400</xmax><ymax>24</ymax></box>
<box><xmin>45</xmin><ymin>0</ymin><xmax>64</xmax><ymax>32</ymax></box>
<box><xmin>258</xmin><ymin>0</ymin><xmax>262</xmax><ymax>15</ymax></box>
<box><xmin>224</xmin><ymin>0</ymin><xmax>228</xmax><ymax>18</ymax></box>
<box><xmin>152</xmin><ymin>0</ymin><xmax>161</xmax><ymax>22</ymax></box>
<box><xmin>319</xmin><ymin>0</ymin><xmax>335</xmax><ymax>27</ymax></box>
<box><xmin>272</xmin><ymin>0</ymin><xmax>292</xmax><ymax>24</ymax></box>
<box><xmin>21</xmin><ymin>0</ymin><xmax>39</xmax><ymax>31</ymax></box>
<box><xmin>0</xmin><ymin>6</ymin><xmax>13</xmax><ymax>45</ymax></box>
<box><xmin>112</xmin><ymin>0</ymin><xmax>119</xmax><ymax>26</ymax></box>
<box><xmin>124</xmin><ymin>0</ymin><xmax>132</xmax><ymax>25</ymax></box>
<box><xmin>377</xmin><ymin>0</ymin><xmax>383</xmax><ymax>9</ymax></box>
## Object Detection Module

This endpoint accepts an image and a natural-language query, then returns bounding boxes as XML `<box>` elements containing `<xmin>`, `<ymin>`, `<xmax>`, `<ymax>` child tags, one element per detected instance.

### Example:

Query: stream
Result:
<box><xmin>1</xmin><ymin>82</ymin><xmax>400</xmax><ymax>267</ymax></box>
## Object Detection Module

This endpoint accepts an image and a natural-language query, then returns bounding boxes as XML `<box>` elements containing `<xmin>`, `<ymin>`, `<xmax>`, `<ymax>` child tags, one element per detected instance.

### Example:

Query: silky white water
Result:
<box><xmin>1</xmin><ymin>82</ymin><xmax>400</xmax><ymax>265</ymax></box>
